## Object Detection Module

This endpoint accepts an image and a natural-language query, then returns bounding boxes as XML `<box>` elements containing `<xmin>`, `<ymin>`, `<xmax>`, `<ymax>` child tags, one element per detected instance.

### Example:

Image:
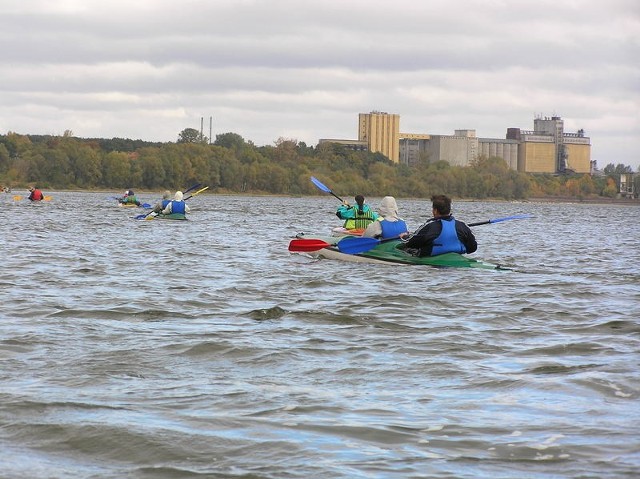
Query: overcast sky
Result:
<box><xmin>1</xmin><ymin>0</ymin><xmax>638</xmax><ymax>168</ymax></box>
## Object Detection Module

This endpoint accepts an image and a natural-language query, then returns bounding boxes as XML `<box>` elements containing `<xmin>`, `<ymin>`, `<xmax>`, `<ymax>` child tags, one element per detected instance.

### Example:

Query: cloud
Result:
<box><xmin>0</xmin><ymin>0</ymin><xmax>638</xmax><ymax>167</ymax></box>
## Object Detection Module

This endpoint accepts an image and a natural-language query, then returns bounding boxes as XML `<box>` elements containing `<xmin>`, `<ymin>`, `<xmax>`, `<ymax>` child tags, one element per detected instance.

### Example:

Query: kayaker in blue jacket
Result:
<box><xmin>400</xmin><ymin>194</ymin><xmax>477</xmax><ymax>257</ymax></box>
<box><xmin>162</xmin><ymin>190</ymin><xmax>190</xmax><ymax>216</ymax></box>
<box><xmin>152</xmin><ymin>190</ymin><xmax>172</xmax><ymax>213</ymax></box>
<box><xmin>336</xmin><ymin>194</ymin><xmax>378</xmax><ymax>231</ymax></box>
<box><xmin>363</xmin><ymin>196</ymin><xmax>408</xmax><ymax>239</ymax></box>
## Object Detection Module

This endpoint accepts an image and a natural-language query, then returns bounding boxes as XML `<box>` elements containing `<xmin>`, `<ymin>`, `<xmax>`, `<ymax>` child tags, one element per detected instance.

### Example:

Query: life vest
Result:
<box><xmin>380</xmin><ymin>219</ymin><xmax>408</xmax><ymax>239</ymax></box>
<box><xmin>431</xmin><ymin>218</ymin><xmax>466</xmax><ymax>256</ymax></box>
<box><xmin>170</xmin><ymin>200</ymin><xmax>186</xmax><ymax>214</ymax></box>
<box><xmin>122</xmin><ymin>195</ymin><xmax>138</xmax><ymax>204</ymax></box>
<box><xmin>343</xmin><ymin>207</ymin><xmax>376</xmax><ymax>230</ymax></box>
<box><xmin>30</xmin><ymin>189</ymin><xmax>44</xmax><ymax>201</ymax></box>
<box><xmin>161</xmin><ymin>199</ymin><xmax>171</xmax><ymax>209</ymax></box>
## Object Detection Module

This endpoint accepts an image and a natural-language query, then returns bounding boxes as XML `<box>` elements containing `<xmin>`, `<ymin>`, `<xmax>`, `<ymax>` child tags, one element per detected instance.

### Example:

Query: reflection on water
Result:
<box><xmin>1</xmin><ymin>192</ymin><xmax>639</xmax><ymax>478</ymax></box>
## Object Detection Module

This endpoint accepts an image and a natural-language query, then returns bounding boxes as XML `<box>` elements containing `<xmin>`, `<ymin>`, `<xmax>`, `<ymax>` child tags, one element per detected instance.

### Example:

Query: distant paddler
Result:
<box><xmin>28</xmin><ymin>186</ymin><xmax>46</xmax><ymax>201</ymax></box>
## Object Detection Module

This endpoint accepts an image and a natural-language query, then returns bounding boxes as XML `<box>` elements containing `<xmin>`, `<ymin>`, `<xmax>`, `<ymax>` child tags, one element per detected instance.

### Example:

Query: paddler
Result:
<box><xmin>28</xmin><ymin>186</ymin><xmax>45</xmax><ymax>201</ymax></box>
<box><xmin>335</xmin><ymin>194</ymin><xmax>378</xmax><ymax>231</ymax></box>
<box><xmin>400</xmin><ymin>194</ymin><xmax>477</xmax><ymax>256</ymax></box>
<box><xmin>362</xmin><ymin>196</ymin><xmax>408</xmax><ymax>239</ymax></box>
<box><xmin>119</xmin><ymin>190</ymin><xmax>141</xmax><ymax>206</ymax></box>
<box><xmin>161</xmin><ymin>190</ymin><xmax>190</xmax><ymax>216</ymax></box>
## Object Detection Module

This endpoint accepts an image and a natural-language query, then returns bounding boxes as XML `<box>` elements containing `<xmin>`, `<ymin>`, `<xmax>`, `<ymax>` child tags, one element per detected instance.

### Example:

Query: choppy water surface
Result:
<box><xmin>1</xmin><ymin>191</ymin><xmax>639</xmax><ymax>479</ymax></box>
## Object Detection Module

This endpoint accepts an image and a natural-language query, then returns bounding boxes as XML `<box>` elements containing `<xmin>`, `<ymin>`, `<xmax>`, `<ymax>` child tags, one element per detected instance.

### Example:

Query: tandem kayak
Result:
<box><xmin>290</xmin><ymin>234</ymin><xmax>506</xmax><ymax>269</ymax></box>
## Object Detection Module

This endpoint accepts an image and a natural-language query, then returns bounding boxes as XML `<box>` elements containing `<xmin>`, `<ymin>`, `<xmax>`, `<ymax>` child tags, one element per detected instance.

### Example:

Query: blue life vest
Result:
<box><xmin>161</xmin><ymin>199</ymin><xmax>171</xmax><ymax>209</ymax></box>
<box><xmin>170</xmin><ymin>200</ymin><xmax>186</xmax><ymax>214</ymax></box>
<box><xmin>380</xmin><ymin>219</ymin><xmax>408</xmax><ymax>239</ymax></box>
<box><xmin>431</xmin><ymin>218</ymin><xmax>466</xmax><ymax>255</ymax></box>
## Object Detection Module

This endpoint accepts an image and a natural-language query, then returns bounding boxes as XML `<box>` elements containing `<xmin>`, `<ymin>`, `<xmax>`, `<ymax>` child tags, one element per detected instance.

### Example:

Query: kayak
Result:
<box><xmin>331</xmin><ymin>227</ymin><xmax>365</xmax><ymax>236</ymax></box>
<box><xmin>291</xmin><ymin>234</ymin><xmax>505</xmax><ymax>269</ymax></box>
<box><xmin>145</xmin><ymin>212</ymin><xmax>187</xmax><ymax>221</ymax></box>
<box><xmin>118</xmin><ymin>203</ymin><xmax>140</xmax><ymax>208</ymax></box>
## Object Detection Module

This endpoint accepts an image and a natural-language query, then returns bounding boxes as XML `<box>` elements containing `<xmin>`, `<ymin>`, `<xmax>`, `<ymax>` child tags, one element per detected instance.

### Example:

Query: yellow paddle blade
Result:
<box><xmin>193</xmin><ymin>186</ymin><xmax>209</xmax><ymax>196</ymax></box>
<box><xmin>44</xmin><ymin>196</ymin><xmax>52</xmax><ymax>201</ymax></box>
<box><xmin>13</xmin><ymin>195</ymin><xmax>23</xmax><ymax>201</ymax></box>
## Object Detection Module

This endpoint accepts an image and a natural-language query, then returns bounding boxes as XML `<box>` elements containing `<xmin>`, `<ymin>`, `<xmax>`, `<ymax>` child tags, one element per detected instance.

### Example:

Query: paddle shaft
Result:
<box><xmin>468</xmin><ymin>220</ymin><xmax>491</xmax><ymax>227</ymax></box>
<box><xmin>469</xmin><ymin>214</ymin><xmax>532</xmax><ymax>227</ymax></box>
<box><xmin>184</xmin><ymin>186</ymin><xmax>209</xmax><ymax>200</ymax></box>
<box><xmin>310</xmin><ymin>176</ymin><xmax>345</xmax><ymax>203</ymax></box>
<box><xmin>329</xmin><ymin>191</ymin><xmax>344</xmax><ymax>202</ymax></box>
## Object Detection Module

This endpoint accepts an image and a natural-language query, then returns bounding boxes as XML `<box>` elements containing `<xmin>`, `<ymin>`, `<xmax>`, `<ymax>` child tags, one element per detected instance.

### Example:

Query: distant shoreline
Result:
<box><xmin>525</xmin><ymin>196</ymin><xmax>639</xmax><ymax>205</ymax></box>
<box><xmin>4</xmin><ymin>189</ymin><xmax>639</xmax><ymax>205</ymax></box>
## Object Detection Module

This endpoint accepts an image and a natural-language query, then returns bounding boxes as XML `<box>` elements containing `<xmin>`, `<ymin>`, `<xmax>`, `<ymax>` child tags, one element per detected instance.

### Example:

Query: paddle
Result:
<box><xmin>468</xmin><ymin>214</ymin><xmax>533</xmax><ymax>227</ymax></box>
<box><xmin>336</xmin><ymin>214</ymin><xmax>534</xmax><ymax>255</ymax></box>
<box><xmin>335</xmin><ymin>236</ymin><xmax>396</xmax><ymax>255</ymax></box>
<box><xmin>288</xmin><ymin>238</ymin><xmax>332</xmax><ymax>252</ymax></box>
<box><xmin>183</xmin><ymin>183</ymin><xmax>202</xmax><ymax>195</ymax></box>
<box><xmin>14</xmin><ymin>194</ymin><xmax>52</xmax><ymax>201</ymax></box>
<box><xmin>310</xmin><ymin>176</ymin><xmax>345</xmax><ymax>203</ymax></box>
<box><xmin>184</xmin><ymin>185</ymin><xmax>209</xmax><ymax>201</ymax></box>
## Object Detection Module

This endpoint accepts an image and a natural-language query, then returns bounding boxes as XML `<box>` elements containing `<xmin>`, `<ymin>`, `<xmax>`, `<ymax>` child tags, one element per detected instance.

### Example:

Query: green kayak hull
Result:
<box><xmin>295</xmin><ymin>234</ymin><xmax>505</xmax><ymax>269</ymax></box>
<box><xmin>146</xmin><ymin>213</ymin><xmax>187</xmax><ymax>220</ymax></box>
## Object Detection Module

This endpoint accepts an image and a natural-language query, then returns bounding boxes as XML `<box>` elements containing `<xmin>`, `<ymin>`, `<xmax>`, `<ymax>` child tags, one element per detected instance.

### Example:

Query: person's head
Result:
<box><xmin>29</xmin><ymin>186</ymin><xmax>35</xmax><ymax>192</ymax></box>
<box><xmin>174</xmin><ymin>191</ymin><xmax>183</xmax><ymax>201</ymax></box>
<box><xmin>354</xmin><ymin>194</ymin><xmax>365</xmax><ymax>208</ymax></box>
<box><xmin>431</xmin><ymin>194</ymin><xmax>452</xmax><ymax>216</ymax></box>
<box><xmin>162</xmin><ymin>190</ymin><xmax>171</xmax><ymax>200</ymax></box>
<box><xmin>379</xmin><ymin>196</ymin><xmax>399</xmax><ymax>219</ymax></box>
<box><xmin>128</xmin><ymin>190</ymin><xmax>134</xmax><ymax>196</ymax></box>
<box><xmin>124</xmin><ymin>190</ymin><xmax>129</xmax><ymax>196</ymax></box>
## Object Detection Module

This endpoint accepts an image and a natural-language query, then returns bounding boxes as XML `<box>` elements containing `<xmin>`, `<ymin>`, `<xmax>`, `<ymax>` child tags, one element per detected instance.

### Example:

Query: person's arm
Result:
<box><xmin>184</xmin><ymin>204</ymin><xmax>190</xmax><ymax>213</ymax></box>
<box><xmin>336</xmin><ymin>204</ymin><xmax>354</xmax><ymax>219</ymax></box>
<box><xmin>403</xmin><ymin>221</ymin><xmax>440</xmax><ymax>253</ymax></box>
<box><xmin>162</xmin><ymin>203</ymin><xmax>172</xmax><ymax>214</ymax></box>
<box><xmin>362</xmin><ymin>220</ymin><xmax>382</xmax><ymax>238</ymax></box>
<box><xmin>456</xmin><ymin>222</ymin><xmax>478</xmax><ymax>254</ymax></box>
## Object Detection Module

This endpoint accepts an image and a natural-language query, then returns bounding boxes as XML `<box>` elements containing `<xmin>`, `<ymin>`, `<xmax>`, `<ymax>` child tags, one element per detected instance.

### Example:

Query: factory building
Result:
<box><xmin>320</xmin><ymin>112</ymin><xmax>591</xmax><ymax>174</ymax></box>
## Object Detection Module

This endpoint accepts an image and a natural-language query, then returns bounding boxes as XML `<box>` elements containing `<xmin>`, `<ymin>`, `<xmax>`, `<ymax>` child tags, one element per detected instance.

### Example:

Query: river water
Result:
<box><xmin>1</xmin><ymin>191</ymin><xmax>639</xmax><ymax>479</ymax></box>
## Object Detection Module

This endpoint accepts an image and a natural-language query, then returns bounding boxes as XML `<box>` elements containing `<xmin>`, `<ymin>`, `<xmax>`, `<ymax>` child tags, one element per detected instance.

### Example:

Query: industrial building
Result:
<box><xmin>319</xmin><ymin>112</ymin><xmax>591</xmax><ymax>174</ymax></box>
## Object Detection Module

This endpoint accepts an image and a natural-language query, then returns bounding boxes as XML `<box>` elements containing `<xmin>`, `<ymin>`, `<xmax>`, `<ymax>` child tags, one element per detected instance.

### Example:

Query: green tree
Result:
<box><xmin>214</xmin><ymin>132</ymin><xmax>246</xmax><ymax>153</ymax></box>
<box><xmin>102</xmin><ymin>151</ymin><xmax>132</xmax><ymax>187</ymax></box>
<box><xmin>177</xmin><ymin>128</ymin><xmax>207</xmax><ymax>144</ymax></box>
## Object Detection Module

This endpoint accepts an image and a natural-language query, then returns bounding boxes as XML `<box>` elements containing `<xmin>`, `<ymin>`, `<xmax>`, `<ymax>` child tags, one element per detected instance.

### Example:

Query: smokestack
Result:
<box><xmin>209</xmin><ymin>116</ymin><xmax>212</xmax><ymax>145</ymax></box>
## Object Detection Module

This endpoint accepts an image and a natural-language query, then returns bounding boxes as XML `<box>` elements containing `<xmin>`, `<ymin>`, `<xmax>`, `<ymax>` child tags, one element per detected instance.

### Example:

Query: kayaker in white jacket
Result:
<box><xmin>162</xmin><ymin>190</ymin><xmax>190</xmax><ymax>215</ymax></box>
<box><xmin>362</xmin><ymin>196</ymin><xmax>408</xmax><ymax>239</ymax></box>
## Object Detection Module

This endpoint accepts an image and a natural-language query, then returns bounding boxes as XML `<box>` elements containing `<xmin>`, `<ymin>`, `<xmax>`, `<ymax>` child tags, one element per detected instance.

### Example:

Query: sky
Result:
<box><xmin>1</xmin><ymin>0</ymin><xmax>639</xmax><ymax>169</ymax></box>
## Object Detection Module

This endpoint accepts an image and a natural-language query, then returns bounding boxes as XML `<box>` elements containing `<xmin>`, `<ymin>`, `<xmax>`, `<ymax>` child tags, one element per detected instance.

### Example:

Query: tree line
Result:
<box><xmin>0</xmin><ymin>129</ymin><xmax>637</xmax><ymax>200</ymax></box>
